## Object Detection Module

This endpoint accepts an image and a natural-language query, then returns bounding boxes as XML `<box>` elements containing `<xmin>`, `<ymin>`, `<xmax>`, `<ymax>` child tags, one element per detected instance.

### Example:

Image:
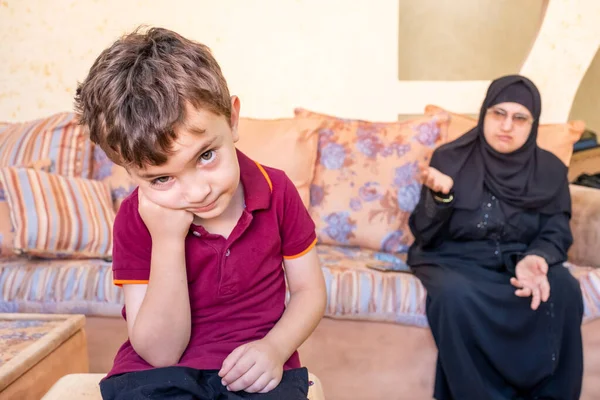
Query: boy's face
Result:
<box><xmin>129</xmin><ymin>97</ymin><xmax>241</xmax><ymax>222</ymax></box>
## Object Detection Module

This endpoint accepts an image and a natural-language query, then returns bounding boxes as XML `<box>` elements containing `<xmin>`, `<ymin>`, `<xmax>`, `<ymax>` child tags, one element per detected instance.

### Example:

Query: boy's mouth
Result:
<box><xmin>190</xmin><ymin>200</ymin><xmax>217</xmax><ymax>213</ymax></box>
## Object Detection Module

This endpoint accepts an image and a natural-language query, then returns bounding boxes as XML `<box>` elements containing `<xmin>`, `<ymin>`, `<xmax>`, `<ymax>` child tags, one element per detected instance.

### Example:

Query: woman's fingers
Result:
<box><xmin>530</xmin><ymin>287</ymin><xmax>541</xmax><ymax>310</ymax></box>
<box><xmin>514</xmin><ymin>288</ymin><xmax>532</xmax><ymax>297</ymax></box>
<box><xmin>539</xmin><ymin>277</ymin><xmax>551</xmax><ymax>303</ymax></box>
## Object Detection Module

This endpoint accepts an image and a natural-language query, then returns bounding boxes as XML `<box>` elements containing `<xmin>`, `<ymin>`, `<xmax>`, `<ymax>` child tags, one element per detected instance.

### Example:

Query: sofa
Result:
<box><xmin>1</xmin><ymin>107</ymin><xmax>599</xmax><ymax>400</ymax></box>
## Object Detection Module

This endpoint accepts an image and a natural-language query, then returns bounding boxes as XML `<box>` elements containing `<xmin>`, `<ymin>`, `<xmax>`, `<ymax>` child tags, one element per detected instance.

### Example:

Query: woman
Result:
<box><xmin>408</xmin><ymin>75</ymin><xmax>583</xmax><ymax>400</ymax></box>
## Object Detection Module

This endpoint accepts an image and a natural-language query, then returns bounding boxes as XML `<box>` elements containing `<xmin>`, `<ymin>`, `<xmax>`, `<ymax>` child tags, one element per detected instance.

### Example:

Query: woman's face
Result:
<box><xmin>483</xmin><ymin>102</ymin><xmax>534</xmax><ymax>153</ymax></box>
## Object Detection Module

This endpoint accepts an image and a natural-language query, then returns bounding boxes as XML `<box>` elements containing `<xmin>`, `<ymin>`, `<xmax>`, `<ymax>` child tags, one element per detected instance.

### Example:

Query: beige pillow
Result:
<box><xmin>425</xmin><ymin>105</ymin><xmax>585</xmax><ymax>166</ymax></box>
<box><xmin>236</xmin><ymin>117</ymin><xmax>321</xmax><ymax>207</ymax></box>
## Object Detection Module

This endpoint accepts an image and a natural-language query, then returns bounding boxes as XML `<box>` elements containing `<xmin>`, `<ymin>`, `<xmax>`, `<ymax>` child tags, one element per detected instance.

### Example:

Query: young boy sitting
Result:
<box><xmin>75</xmin><ymin>27</ymin><xmax>327</xmax><ymax>400</ymax></box>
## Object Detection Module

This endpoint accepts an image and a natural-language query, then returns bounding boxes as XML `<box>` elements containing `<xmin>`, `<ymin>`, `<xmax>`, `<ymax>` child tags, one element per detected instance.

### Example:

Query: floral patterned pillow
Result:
<box><xmin>295</xmin><ymin>109</ymin><xmax>449</xmax><ymax>253</ymax></box>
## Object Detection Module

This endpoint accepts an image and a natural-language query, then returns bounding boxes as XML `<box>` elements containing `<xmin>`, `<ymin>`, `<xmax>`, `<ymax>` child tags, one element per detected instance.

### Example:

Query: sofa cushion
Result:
<box><xmin>1</xmin><ymin>161</ymin><xmax>50</xmax><ymax>260</ymax></box>
<box><xmin>0</xmin><ymin>113</ymin><xmax>94</xmax><ymax>259</ymax></box>
<box><xmin>296</xmin><ymin>108</ymin><xmax>449</xmax><ymax>252</ymax></box>
<box><xmin>317</xmin><ymin>245</ymin><xmax>600</xmax><ymax>328</ymax></box>
<box><xmin>317</xmin><ymin>244</ymin><xmax>428</xmax><ymax>327</ymax></box>
<box><xmin>569</xmin><ymin>184</ymin><xmax>600</xmax><ymax>268</ymax></box>
<box><xmin>91</xmin><ymin>116</ymin><xmax>321</xmax><ymax>211</ymax></box>
<box><xmin>0</xmin><ymin>192</ymin><xmax>18</xmax><ymax>260</ymax></box>
<box><xmin>425</xmin><ymin>105</ymin><xmax>585</xmax><ymax>166</ymax></box>
<box><xmin>0</xmin><ymin>168</ymin><xmax>115</xmax><ymax>259</ymax></box>
<box><xmin>0</xmin><ymin>112</ymin><xmax>93</xmax><ymax>178</ymax></box>
<box><xmin>0</xmin><ymin>258</ymin><xmax>122</xmax><ymax>316</ymax></box>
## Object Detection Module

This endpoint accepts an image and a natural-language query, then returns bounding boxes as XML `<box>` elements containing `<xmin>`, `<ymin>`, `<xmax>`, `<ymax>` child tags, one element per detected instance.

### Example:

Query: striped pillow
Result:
<box><xmin>0</xmin><ymin>168</ymin><xmax>115</xmax><ymax>259</ymax></box>
<box><xmin>0</xmin><ymin>112</ymin><xmax>93</xmax><ymax>178</ymax></box>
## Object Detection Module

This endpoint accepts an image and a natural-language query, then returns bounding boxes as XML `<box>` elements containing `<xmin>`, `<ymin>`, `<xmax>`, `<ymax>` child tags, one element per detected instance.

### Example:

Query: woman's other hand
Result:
<box><xmin>511</xmin><ymin>255</ymin><xmax>550</xmax><ymax>310</ymax></box>
<box><xmin>418</xmin><ymin>163</ymin><xmax>454</xmax><ymax>195</ymax></box>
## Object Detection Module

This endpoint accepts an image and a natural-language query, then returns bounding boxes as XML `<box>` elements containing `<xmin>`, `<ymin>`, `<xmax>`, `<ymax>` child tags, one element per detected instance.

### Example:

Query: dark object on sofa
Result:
<box><xmin>573</xmin><ymin>173</ymin><xmax>600</xmax><ymax>189</ymax></box>
<box><xmin>573</xmin><ymin>130</ymin><xmax>598</xmax><ymax>152</ymax></box>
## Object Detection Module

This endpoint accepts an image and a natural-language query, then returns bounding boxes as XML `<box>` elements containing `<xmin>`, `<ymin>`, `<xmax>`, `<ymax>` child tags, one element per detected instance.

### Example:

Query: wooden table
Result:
<box><xmin>0</xmin><ymin>314</ymin><xmax>88</xmax><ymax>400</ymax></box>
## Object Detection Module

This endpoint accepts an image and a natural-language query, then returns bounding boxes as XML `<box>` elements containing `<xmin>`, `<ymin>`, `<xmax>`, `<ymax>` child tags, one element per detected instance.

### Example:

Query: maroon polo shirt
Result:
<box><xmin>106</xmin><ymin>150</ymin><xmax>317</xmax><ymax>378</ymax></box>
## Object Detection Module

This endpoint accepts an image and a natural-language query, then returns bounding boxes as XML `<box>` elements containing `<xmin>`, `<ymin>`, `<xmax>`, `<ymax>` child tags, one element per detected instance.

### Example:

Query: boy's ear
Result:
<box><xmin>230</xmin><ymin>95</ymin><xmax>241</xmax><ymax>143</ymax></box>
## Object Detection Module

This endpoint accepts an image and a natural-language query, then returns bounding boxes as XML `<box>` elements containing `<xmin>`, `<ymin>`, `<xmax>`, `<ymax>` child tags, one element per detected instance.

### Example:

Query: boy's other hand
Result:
<box><xmin>418</xmin><ymin>163</ymin><xmax>454</xmax><ymax>195</ymax></box>
<box><xmin>138</xmin><ymin>190</ymin><xmax>193</xmax><ymax>241</ymax></box>
<box><xmin>218</xmin><ymin>338</ymin><xmax>285</xmax><ymax>393</ymax></box>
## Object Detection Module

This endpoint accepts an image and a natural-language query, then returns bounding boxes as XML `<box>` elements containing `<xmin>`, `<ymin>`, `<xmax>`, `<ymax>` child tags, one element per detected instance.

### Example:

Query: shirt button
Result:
<box><xmin>487</xmin><ymin>203</ymin><xmax>491</xmax><ymax>208</ymax></box>
<box><xmin>192</xmin><ymin>231</ymin><xmax>201</xmax><ymax>237</ymax></box>
<box><xmin>491</xmin><ymin>196</ymin><xmax>496</xmax><ymax>200</ymax></box>
<box><xmin>225</xmin><ymin>249</ymin><xmax>231</xmax><ymax>257</ymax></box>
<box><xmin>494</xmin><ymin>250</ymin><xmax>499</xmax><ymax>255</ymax></box>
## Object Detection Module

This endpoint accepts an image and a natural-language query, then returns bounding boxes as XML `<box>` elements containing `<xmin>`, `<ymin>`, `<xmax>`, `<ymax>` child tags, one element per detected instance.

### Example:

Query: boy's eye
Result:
<box><xmin>151</xmin><ymin>176</ymin><xmax>172</xmax><ymax>186</ymax></box>
<box><xmin>199</xmin><ymin>150</ymin><xmax>216</xmax><ymax>164</ymax></box>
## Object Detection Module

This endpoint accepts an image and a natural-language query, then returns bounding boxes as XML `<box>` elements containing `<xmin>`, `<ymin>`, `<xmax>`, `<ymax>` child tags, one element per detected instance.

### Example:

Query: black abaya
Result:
<box><xmin>406</xmin><ymin>75</ymin><xmax>583</xmax><ymax>400</ymax></box>
<box><xmin>408</xmin><ymin>187</ymin><xmax>584</xmax><ymax>400</ymax></box>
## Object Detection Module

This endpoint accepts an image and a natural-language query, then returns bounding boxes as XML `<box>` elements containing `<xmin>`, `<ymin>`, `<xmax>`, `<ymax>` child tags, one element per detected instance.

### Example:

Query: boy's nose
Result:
<box><xmin>184</xmin><ymin>181</ymin><xmax>211</xmax><ymax>204</ymax></box>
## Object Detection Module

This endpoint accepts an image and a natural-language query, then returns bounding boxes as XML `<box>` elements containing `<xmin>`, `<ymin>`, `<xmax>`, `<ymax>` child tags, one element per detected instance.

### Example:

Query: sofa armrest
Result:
<box><xmin>568</xmin><ymin>184</ymin><xmax>600</xmax><ymax>267</ymax></box>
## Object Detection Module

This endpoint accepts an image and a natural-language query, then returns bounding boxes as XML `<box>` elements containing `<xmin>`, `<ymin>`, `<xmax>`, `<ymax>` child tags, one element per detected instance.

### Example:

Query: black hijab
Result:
<box><xmin>429</xmin><ymin>75</ymin><xmax>571</xmax><ymax>217</ymax></box>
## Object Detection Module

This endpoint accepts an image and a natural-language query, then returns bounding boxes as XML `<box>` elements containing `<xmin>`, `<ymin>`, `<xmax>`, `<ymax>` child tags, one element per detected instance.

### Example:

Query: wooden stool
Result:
<box><xmin>42</xmin><ymin>372</ymin><xmax>325</xmax><ymax>400</ymax></box>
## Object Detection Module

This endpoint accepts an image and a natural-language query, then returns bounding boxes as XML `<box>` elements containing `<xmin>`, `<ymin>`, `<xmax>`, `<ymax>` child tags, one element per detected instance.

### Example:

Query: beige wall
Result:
<box><xmin>570</xmin><ymin>49</ymin><xmax>600</xmax><ymax>134</ymax></box>
<box><xmin>0</xmin><ymin>0</ymin><xmax>598</xmax><ymax>129</ymax></box>
<box><xmin>398</xmin><ymin>0</ymin><xmax>545</xmax><ymax>81</ymax></box>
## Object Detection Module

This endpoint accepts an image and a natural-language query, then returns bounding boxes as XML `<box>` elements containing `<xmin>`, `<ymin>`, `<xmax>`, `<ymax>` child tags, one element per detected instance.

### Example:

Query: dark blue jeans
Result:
<box><xmin>100</xmin><ymin>366</ymin><xmax>309</xmax><ymax>400</ymax></box>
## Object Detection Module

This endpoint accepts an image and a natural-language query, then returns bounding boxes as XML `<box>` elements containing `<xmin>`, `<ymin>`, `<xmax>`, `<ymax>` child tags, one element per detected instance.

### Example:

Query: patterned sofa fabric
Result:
<box><xmin>318</xmin><ymin>246</ymin><xmax>600</xmax><ymax>326</ymax></box>
<box><xmin>317</xmin><ymin>245</ymin><xmax>428</xmax><ymax>327</ymax></box>
<box><xmin>0</xmin><ymin>258</ymin><xmax>122</xmax><ymax>317</ymax></box>
<box><xmin>1</xmin><ymin>247</ymin><xmax>599</xmax><ymax>326</ymax></box>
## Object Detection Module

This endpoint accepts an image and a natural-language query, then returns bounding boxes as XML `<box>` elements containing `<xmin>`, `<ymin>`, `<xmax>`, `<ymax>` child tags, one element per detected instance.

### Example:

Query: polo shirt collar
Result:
<box><xmin>237</xmin><ymin>149</ymin><xmax>272</xmax><ymax>212</ymax></box>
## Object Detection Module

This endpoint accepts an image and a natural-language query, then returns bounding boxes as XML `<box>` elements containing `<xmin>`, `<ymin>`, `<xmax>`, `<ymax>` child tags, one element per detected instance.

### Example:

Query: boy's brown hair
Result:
<box><xmin>75</xmin><ymin>27</ymin><xmax>231</xmax><ymax>168</ymax></box>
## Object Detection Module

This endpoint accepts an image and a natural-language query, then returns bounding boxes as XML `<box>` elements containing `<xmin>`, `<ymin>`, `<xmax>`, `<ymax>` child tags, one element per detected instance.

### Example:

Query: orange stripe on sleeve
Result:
<box><xmin>114</xmin><ymin>279</ymin><xmax>150</xmax><ymax>287</ymax></box>
<box><xmin>254</xmin><ymin>162</ymin><xmax>273</xmax><ymax>192</ymax></box>
<box><xmin>283</xmin><ymin>238</ymin><xmax>318</xmax><ymax>260</ymax></box>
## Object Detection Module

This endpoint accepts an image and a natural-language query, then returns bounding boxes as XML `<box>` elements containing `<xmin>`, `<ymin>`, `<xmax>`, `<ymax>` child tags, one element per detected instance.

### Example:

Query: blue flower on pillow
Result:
<box><xmin>112</xmin><ymin>185</ymin><xmax>137</xmax><ymax>201</ymax></box>
<box><xmin>355</xmin><ymin>127</ymin><xmax>383</xmax><ymax>158</ymax></box>
<box><xmin>92</xmin><ymin>147</ymin><xmax>114</xmax><ymax>180</ymax></box>
<box><xmin>349</xmin><ymin>197</ymin><xmax>362</xmax><ymax>211</ymax></box>
<box><xmin>320</xmin><ymin>143</ymin><xmax>347</xmax><ymax>170</ymax></box>
<box><xmin>322</xmin><ymin>212</ymin><xmax>356</xmax><ymax>244</ymax></box>
<box><xmin>310</xmin><ymin>185</ymin><xmax>325</xmax><ymax>207</ymax></box>
<box><xmin>0</xmin><ymin>186</ymin><xmax>4</xmax><ymax>201</ymax></box>
<box><xmin>397</xmin><ymin>182</ymin><xmax>421</xmax><ymax>212</ymax></box>
<box><xmin>318</xmin><ymin>128</ymin><xmax>335</xmax><ymax>147</ymax></box>
<box><xmin>380</xmin><ymin>230</ymin><xmax>410</xmax><ymax>253</ymax></box>
<box><xmin>359</xmin><ymin>182</ymin><xmax>383</xmax><ymax>202</ymax></box>
<box><xmin>394</xmin><ymin>162</ymin><xmax>418</xmax><ymax>187</ymax></box>
<box><xmin>414</xmin><ymin>120</ymin><xmax>440</xmax><ymax>147</ymax></box>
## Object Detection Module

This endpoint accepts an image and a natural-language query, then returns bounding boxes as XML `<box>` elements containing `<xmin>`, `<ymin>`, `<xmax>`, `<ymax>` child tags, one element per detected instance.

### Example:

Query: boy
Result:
<box><xmin>75</xmin><ymin>27</ymin><xmax>327</xmax><ymax>400</ymax></box>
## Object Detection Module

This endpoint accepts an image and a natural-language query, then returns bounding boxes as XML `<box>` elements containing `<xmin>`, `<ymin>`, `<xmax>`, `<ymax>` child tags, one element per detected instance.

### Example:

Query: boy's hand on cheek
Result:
<box><xmin>138</xmin><ymin>190</ymin><xmax>193</xmax><ymax>241</ymax></box>
<box><xmin>218</xmin><ymin>339</ymin><xmax>285</xmax><ymax>393</ymax></box>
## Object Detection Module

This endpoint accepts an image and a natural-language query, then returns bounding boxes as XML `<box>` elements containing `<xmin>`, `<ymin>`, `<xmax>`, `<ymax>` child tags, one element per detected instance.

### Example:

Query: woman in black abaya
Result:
<box><xmin>408</xmin><ymin>75</ymin><xmax>583</xmax><ymax>400</ymax></box>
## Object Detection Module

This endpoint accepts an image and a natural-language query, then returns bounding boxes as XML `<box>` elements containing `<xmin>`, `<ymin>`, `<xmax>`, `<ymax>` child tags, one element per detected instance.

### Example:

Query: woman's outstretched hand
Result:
<box><xmin>418</xmin><ymin>163</ymin><xmax>454</xmax><ymax>195</ymax></box>
<box><xmin>511</xmin><ymin>255</ymin><xmax>550</xmax><ymax>310</ymax></box>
